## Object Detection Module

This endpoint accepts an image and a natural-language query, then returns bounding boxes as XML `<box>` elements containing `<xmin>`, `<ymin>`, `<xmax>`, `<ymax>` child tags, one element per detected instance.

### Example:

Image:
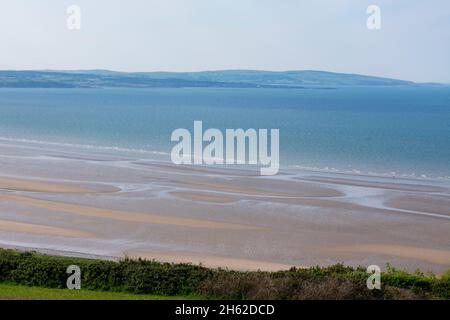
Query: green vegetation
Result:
<box><xmin>0</xmin><ymin>283</ymin><xmax>199</xmax><ymax>300</ymax></box>
<box><xmin>0</xmin><ymin>70</ymin><xmax>416</xmax><ymax>89</ymax></box>
<box><xmin>0</xmin><ymin>249</ymin><xmax>448</xmax><ymax>300</ymax></box>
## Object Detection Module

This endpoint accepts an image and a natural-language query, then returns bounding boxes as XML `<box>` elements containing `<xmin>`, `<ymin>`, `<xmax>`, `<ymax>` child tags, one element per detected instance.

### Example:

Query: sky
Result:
<box><xmin>0</xmin><ymin>0</ymin><xmax>449</xmax><ymax>83</ymax></box>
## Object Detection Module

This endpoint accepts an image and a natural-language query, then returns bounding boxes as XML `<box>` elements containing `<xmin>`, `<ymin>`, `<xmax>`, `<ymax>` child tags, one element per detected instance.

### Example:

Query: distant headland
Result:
<box><xmin>0</xmin><ymin>69</ymin><xmax>441</xmax><ymax>89</ymax></box>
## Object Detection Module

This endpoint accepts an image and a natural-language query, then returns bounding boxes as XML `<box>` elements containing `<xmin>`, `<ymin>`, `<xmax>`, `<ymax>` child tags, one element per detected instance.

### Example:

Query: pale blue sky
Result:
<box><xmin>0</xmin><ymin>0</ymin><xmax>449</xmax><ymax>82</ymax></box>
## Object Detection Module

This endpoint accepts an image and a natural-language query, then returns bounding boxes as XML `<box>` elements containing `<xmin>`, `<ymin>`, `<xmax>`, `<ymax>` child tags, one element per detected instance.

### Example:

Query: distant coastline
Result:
<box><xmin>0</xmin><ymin>69</ymin><xmax>433</xmax><ymax>89</ymax></box>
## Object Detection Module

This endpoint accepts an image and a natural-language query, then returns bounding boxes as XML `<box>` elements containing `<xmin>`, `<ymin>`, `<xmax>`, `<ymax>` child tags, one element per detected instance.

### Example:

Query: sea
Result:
<box><xmin>0</xmin><ymin>86</ymin><xmax>449</xmax><ymax>179</ymax></box>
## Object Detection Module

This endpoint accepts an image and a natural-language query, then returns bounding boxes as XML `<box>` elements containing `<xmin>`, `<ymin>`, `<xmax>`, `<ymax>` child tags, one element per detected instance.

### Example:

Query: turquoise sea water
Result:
<box><xmin>0</xmin><ymin>86</ymin><xmax>449</xmax><ymax>179</ymax></box>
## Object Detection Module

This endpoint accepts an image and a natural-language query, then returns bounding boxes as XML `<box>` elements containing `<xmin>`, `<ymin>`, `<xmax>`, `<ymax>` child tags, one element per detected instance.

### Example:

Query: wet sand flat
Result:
<box><xmin>170</xmin><ymin>191</ymin><xmax>239</xmax><ymax>203</ymax></box>
<box><xmin>0</xmin><ymin>194</ymin><xmax>260</xmax><ymax>231</ymax></box>
<box><xmin>299</xmin><ymin>176</ymin><xmax>447</xmax><ymax>193</ymax></box>
<box><xmin>126</xmin><ymin>250</ymin><xmax>296</xmax><ymax>272</ymax></box>
<box><xmin>0</xmin><ymin>141</ymin><xmax>449</xmax><ymax>273</ymax></box>
<box><xmin>173</xmin><ymin>178</ymin><xmax>342</xmax><ymax>198</ymax></box>
<box><xmin>0</xmin><ymin>219</ymin><xmax>93</xmax><ymax>238</ymax></box>
<box><xmin>325</xmin><ymin>244</ymin><xmax>450</xmax><ymax>265</ymax></box>
<box><xmin>386</xmin><ymin>195</ymin><xmax>450</xmax><ymax>217</ymax></box>
<box><xmin>0</xmin><ymin>176</ymin><xmax>94</xmax><ymax>193</ymax></box>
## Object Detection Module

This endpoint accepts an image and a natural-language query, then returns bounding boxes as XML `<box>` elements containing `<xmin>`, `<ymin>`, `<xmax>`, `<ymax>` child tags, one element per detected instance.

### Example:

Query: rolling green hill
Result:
<box><xmin>0</xmin><ymin>69</ymin><xmax>419</xmax><ymax>89</ymax></box>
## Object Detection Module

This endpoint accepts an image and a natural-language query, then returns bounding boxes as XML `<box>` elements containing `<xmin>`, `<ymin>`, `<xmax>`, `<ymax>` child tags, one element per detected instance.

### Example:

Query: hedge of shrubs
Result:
<box><xmin>0</xmin><ymin>249</ymin><xmax>448</xmax><ymax>299</ymax></box>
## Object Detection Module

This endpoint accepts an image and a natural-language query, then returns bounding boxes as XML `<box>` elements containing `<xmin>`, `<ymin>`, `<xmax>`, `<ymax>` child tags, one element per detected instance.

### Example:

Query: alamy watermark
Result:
<box><xmin>366</xmin><ymin>265</ymin><xmax>381</xmax><ymax>290</ymax></box>
<box><xmin>67</xmin><ymin>5</ymin><xmax>81</xmax><ymax>30</ymax></box>
<box><xmin>367</xmin><ymin>5</ymin><xmax>381</xmax><ymax>30</ymax></box>
<box><xmin>66</xmin><ymin>265</ymin><xmax>81</xmax><ymax>290</ymax></box>
<box><xmin>171</xmin><ymin>121</ymin><xmax>279</xmax><ymax>175</ymax></box>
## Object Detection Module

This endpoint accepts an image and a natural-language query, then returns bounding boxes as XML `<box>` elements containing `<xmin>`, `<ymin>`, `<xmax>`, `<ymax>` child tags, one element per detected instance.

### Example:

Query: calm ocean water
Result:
<box><xmin>0</xmin><ymin>86</ymin><xmax>449</xmax><ymax>179</ymax></box>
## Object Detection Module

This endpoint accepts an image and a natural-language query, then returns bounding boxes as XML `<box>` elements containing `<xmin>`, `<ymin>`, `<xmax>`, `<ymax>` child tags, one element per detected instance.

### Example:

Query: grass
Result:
<box><xmin>0</xmin><ymin>283</ymin><xmax>202</xmax><ymax>300</ymax></box>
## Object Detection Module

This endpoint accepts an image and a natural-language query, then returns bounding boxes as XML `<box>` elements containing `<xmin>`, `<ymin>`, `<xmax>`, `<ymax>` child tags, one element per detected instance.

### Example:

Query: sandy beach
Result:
<box><xmin>0</xmin><ymin>139</ymin><xmax>449</xmax><ymax>273</ymax></box>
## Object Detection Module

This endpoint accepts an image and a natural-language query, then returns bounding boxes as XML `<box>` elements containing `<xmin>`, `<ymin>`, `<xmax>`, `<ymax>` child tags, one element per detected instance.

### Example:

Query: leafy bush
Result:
<box><xmin>0</xmin><ymin>249</ymin><xmax>448</xmax><ymax>299</ymax></box>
